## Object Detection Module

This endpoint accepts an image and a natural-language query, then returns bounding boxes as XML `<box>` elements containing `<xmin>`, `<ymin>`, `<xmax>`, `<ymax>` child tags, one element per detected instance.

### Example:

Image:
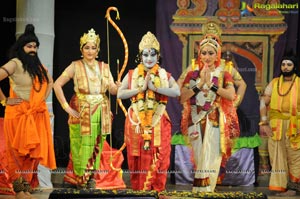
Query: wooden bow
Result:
<box><xmin>105</xmin><ymin>6</ymin><xmax>128</xmax><ymax>171</ymax></box>
<box><xmin>106</xmin><ymin>7</ymin><xmax>128</xmax><ymax>116</ymax></box>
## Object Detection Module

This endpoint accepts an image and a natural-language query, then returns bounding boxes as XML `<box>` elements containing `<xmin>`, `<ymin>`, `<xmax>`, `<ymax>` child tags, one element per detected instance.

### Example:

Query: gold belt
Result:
<box><xmin>77</xmin><ymin>93</ymin><xmax>105</xmax><ymax>105</ymax></box>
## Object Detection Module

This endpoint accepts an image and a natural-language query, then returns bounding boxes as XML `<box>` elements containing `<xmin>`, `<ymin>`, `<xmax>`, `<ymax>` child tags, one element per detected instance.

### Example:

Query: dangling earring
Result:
<box><xmin>81</xmin><ymin>55</ymin><xmax>83</xmax><ymax>58</ymax></box>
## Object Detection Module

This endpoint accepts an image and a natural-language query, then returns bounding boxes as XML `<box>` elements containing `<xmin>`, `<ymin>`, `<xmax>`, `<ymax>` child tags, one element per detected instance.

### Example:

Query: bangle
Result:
<box><xmin>261</xmin><ymin>116</ymin><xmax>267</xmax><ymax>121</ymax></box>
<box><xmin>61</xmin><ymin>102</ymin><xmax>69</xmax><ymax>110</ymax></box>
<box><xmin>210</xmin><ymin>84</ymin><xmax>218</xmax><ymax>92</ymax></box>
<box><xmin>0</xmin><ymin>98</ymin><xmax>7</xmax><ymax>106</ymax></box>
<box><xmin>192</xmin><ymin>86</ymin><xmax>201</xmax><ymax>95</ymax></box>
<box><xmin>259</xmin><ymin>121</ymin><xmax>269</xmax><ymax>126</ymax></box>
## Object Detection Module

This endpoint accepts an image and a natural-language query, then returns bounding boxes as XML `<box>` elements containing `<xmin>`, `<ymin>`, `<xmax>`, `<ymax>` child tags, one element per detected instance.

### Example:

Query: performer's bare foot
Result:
<box><xmin>143</xmin><ymin>140</ymin><xmax>150</xmax><ymax>150</ymax></box>
<box><xmin>15</xmin><ymin>191</ymin><xmax>31</xmax><ymax>199</ymax></box>
<box><xmin>275</xmin><ymin>189</ymin><xmax>296</xmax><ymax>197</ymax></box>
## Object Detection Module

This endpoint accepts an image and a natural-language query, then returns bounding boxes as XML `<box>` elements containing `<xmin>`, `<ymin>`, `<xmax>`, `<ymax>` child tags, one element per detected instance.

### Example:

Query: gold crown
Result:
<box><xmin>80</xmin><ymin>28</ymin><xmax>100</xmax><ymax>49</ymax></box>
<box><xmin>138</xmin><ymin>31</ymin><xmax>160</xmax><ymax>52</ymax></box>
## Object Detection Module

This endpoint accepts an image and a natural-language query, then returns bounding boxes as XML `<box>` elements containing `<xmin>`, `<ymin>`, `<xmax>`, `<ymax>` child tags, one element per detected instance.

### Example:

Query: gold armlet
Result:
<box><xmin>62</xmin><ymin>71</ymin><xmax>70</xmax><ymax>78</ymax></box>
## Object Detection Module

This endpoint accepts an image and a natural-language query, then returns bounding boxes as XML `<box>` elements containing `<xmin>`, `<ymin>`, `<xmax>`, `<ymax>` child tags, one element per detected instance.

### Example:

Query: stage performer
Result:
<box><xmin>179</xmin><ymin>33</ymin><xmax>240</xmax><ymax>192</ymax></box>
<box><xmin>53</xmin><ymin>28</ymin><xmax>121</xmax><ymax>189</ymax></box>
<box><xmin>0</xmin><ymin>24</ymin><xmax>56</xmax><ymax>199</ymax></box>
<box><xmin>259</xmin><ymin>51</ymin><xmax>300</xmax><ymax>196</ymax></box>
<box><xmin>117</xmin><ymin>31</ymin><xmax>180</xmax><ymax>192</ymax></box>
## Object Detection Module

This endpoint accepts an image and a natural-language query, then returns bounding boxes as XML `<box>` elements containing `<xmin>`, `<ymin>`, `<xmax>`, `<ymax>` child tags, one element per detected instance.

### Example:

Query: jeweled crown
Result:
<box><xmin>80</xmin><ymin>28</ymin><xmax>100</xmax><ymax>49</ymax></box>
<box><xmin>138</xmin><ymin>31</ymin><xmax>160</xmax><ymax>52</ymax></box>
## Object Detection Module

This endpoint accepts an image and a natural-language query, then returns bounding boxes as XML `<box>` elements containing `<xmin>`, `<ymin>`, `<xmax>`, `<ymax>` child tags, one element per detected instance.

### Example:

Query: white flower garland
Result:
<box><xmin>191</xmin><ymin>67</ymin><xmax>221</xmax><ymax>124</ymax></box>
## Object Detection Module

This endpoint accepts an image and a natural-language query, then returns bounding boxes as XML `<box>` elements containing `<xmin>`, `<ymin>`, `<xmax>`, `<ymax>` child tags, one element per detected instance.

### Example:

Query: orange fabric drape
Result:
<box><xmin>0</xmin><ymin>118</ymin><xmax>14</xmax><ymax>195</ymax></box>
<box><xmin>4</xmin><ymin>79</ymin><xmax>56</xmax><ymax>183</ymax></box>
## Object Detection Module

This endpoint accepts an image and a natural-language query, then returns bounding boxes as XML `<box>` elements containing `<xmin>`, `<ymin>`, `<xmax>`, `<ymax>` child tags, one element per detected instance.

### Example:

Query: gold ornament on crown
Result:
<box><xmin>138</xmin><ymin>31</ymin><xmax>160</xmax><ymax>53</ymax></box>
<box><xmin>80</xmin><ymin>28</ymin><xmax>100</xmax><ymax>50</ymax></box>
<box><xmin>200</xmin><ymin>21</ymin><xmax>222</xmax><ymax>51</ymax></box>
<box><xmin>202</xmin><ymin>21</ymin><xmax>222</xmax><ymax>39</ymax></box>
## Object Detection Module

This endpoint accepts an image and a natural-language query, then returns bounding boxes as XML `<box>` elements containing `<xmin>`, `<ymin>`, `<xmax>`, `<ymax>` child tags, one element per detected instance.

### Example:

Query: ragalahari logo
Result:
<box><xmin>241</xmin><ymin>1</ymin><xmax>299</xmax><ymax>15</ymax></box>
<box><xmin>240</xmin><ymin>1</ymin><xmax>254</xmax><ymax>16</ymax></box>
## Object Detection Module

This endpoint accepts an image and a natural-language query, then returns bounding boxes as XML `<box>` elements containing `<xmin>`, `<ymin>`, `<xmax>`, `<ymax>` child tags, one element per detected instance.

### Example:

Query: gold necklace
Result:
<box><xmin>83</xmin><ymin>60</ymin><xmax>96</xmax><ymax>68</ymax></box>
<box><xmin>277</xmin><ymin>75</ymin><xmax>296</xmax><ymax>97</ymax></box>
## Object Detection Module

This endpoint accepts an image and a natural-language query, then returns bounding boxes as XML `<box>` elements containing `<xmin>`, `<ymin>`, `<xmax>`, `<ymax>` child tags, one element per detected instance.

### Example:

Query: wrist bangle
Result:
<box><xmin>0</xmin><ymin>98</ymin><xmax>7</xmax><ymax>106</ymax></box>
<box><xmin>61</xmin><ymin>102</ymin><xmax>69</xmax><ymax>110</ymax></box>
<box><xmin>192</xmin><ymin>86</ymin><xmax>201</xmax><ymax>94</ymax></box>
<box><xmin>259</xmin><ymin>121</ymin><xmax>269</xmax><ymax>126</ymax></box>
<box><xmin>261</xmin><ymin>116</ymin><xmax>267</xmax><ymax>121</ymax></box>
<box><xmin>210</xmin><ymin>84</ymin><xmax>218</xmax><ymax>92</ymax></box>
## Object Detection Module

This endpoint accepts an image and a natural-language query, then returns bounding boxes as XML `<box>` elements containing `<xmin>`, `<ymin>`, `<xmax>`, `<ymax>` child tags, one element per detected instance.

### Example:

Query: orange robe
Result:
<box><xmin>4</xmin><ymin>79</ymin><xmax>56</xmax><ymax>185</ymax></box>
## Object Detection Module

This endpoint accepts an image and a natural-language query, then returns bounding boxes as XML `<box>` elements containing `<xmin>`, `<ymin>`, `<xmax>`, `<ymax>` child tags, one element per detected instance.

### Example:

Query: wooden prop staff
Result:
<box><xmin>105</xmin><ymin>6</ymin><xmax>128</xmax><ymax>171</ymax></box>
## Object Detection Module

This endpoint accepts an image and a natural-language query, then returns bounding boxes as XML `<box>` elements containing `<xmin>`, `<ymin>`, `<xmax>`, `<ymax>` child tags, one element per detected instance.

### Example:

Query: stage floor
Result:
<box><xmin>0</xmin><ymin>172</ymin><xmax>299</xmax><ymax>199</ymax></box>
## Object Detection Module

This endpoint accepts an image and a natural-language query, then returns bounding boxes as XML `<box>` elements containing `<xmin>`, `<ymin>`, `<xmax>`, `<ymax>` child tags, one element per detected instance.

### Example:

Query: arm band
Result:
<box><xmin>0</xmin><ymin>67</ymin><xmax>10</xmax><ymax>76</ymax></box>
<box><xmin>192</xmin><ymin>86</ymin><xmax>201</xmax><ymax>95</ymax></box>
<box><xmin>210</xmin><ymin>84</ymin><xmax>218</xmax><ymax>92</ymax></box>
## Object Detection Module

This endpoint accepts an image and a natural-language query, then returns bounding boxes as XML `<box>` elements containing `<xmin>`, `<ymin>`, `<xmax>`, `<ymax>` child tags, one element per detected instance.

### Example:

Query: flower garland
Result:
<box><xmin>130</xmin><ymin>64</ymin><xmax>169</xmax><ymax>149</ymax></box>
<box><xmin>188</xmin><ymin>67</ymin><xmax>221</xmax><ymax>138</ymax></box>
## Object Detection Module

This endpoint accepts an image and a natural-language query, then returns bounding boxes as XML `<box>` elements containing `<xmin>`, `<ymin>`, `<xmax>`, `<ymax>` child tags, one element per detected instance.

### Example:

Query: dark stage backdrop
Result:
<box><xmin>0</xmin><ymin>1</ymin><xmax>16</xmax><ymax>117</ymax></box>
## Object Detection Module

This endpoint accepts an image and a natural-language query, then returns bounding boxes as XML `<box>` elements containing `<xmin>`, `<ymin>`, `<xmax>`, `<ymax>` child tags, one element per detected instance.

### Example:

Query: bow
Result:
<box><xmin>105</xmin><ymin>7</ymin><xmax>128</xmax><ymax>171</ymax></box>
<box><xmin>105</xmin><ymin>7</ymin><xmax>128</xmax><ymax>116</ymax></box>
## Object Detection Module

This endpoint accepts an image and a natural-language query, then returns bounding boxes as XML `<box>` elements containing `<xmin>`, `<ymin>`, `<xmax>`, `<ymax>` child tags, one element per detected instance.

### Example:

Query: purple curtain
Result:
<box><xmin>156</xmin><ymin>0</ymin><xmax>183</xmax><ymax>133</ymax></box>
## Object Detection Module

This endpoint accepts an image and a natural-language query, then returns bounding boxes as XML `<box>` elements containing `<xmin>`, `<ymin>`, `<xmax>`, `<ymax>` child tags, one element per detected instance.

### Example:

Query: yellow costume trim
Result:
<box><xmin>270</xmin><ymin>74</ymin><xmax>300</xmax><ymax>149</ymax></box>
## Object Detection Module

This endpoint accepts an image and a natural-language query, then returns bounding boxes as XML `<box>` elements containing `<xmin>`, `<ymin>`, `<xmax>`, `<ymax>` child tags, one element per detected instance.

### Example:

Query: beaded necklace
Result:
<box><xmin>277</xmin><ymin>74</ymin><xmax>296</xmax><ymax>97</ymax></box>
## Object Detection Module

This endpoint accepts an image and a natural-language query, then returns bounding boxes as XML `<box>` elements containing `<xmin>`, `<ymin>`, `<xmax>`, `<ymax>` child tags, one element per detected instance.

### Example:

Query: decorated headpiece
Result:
<box><xmin>202</xmin><ymin>21</ymin><xmax>222</xmax><ymax>39</ymax></box>
<box><xmin>138</xmin><ymin>31</ymin><xmax>160</xmax><ymax>53</ymax></box>
<box><xmin>16</xmin><ymin>24</ymin><xmax>40</xmax><ymax>49</ymax></box>
<box><xmin>197</xmin><ymin>21</ymin><xmax>223</xmax><ymax>67</ymax></box>
<box><xmin>199</xmin><ymin>35</ymin><xmax>221</xmax><ymax>52</ymax></box>
<box><xmin>200</xmin><ymin>21</ymin><xmax>222</xmax><ymax>52</ymax></box>
<box><xmin>80</xmin><ymin>28</ymin><xmax>100</xmax><ymax>50</ymax></box>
